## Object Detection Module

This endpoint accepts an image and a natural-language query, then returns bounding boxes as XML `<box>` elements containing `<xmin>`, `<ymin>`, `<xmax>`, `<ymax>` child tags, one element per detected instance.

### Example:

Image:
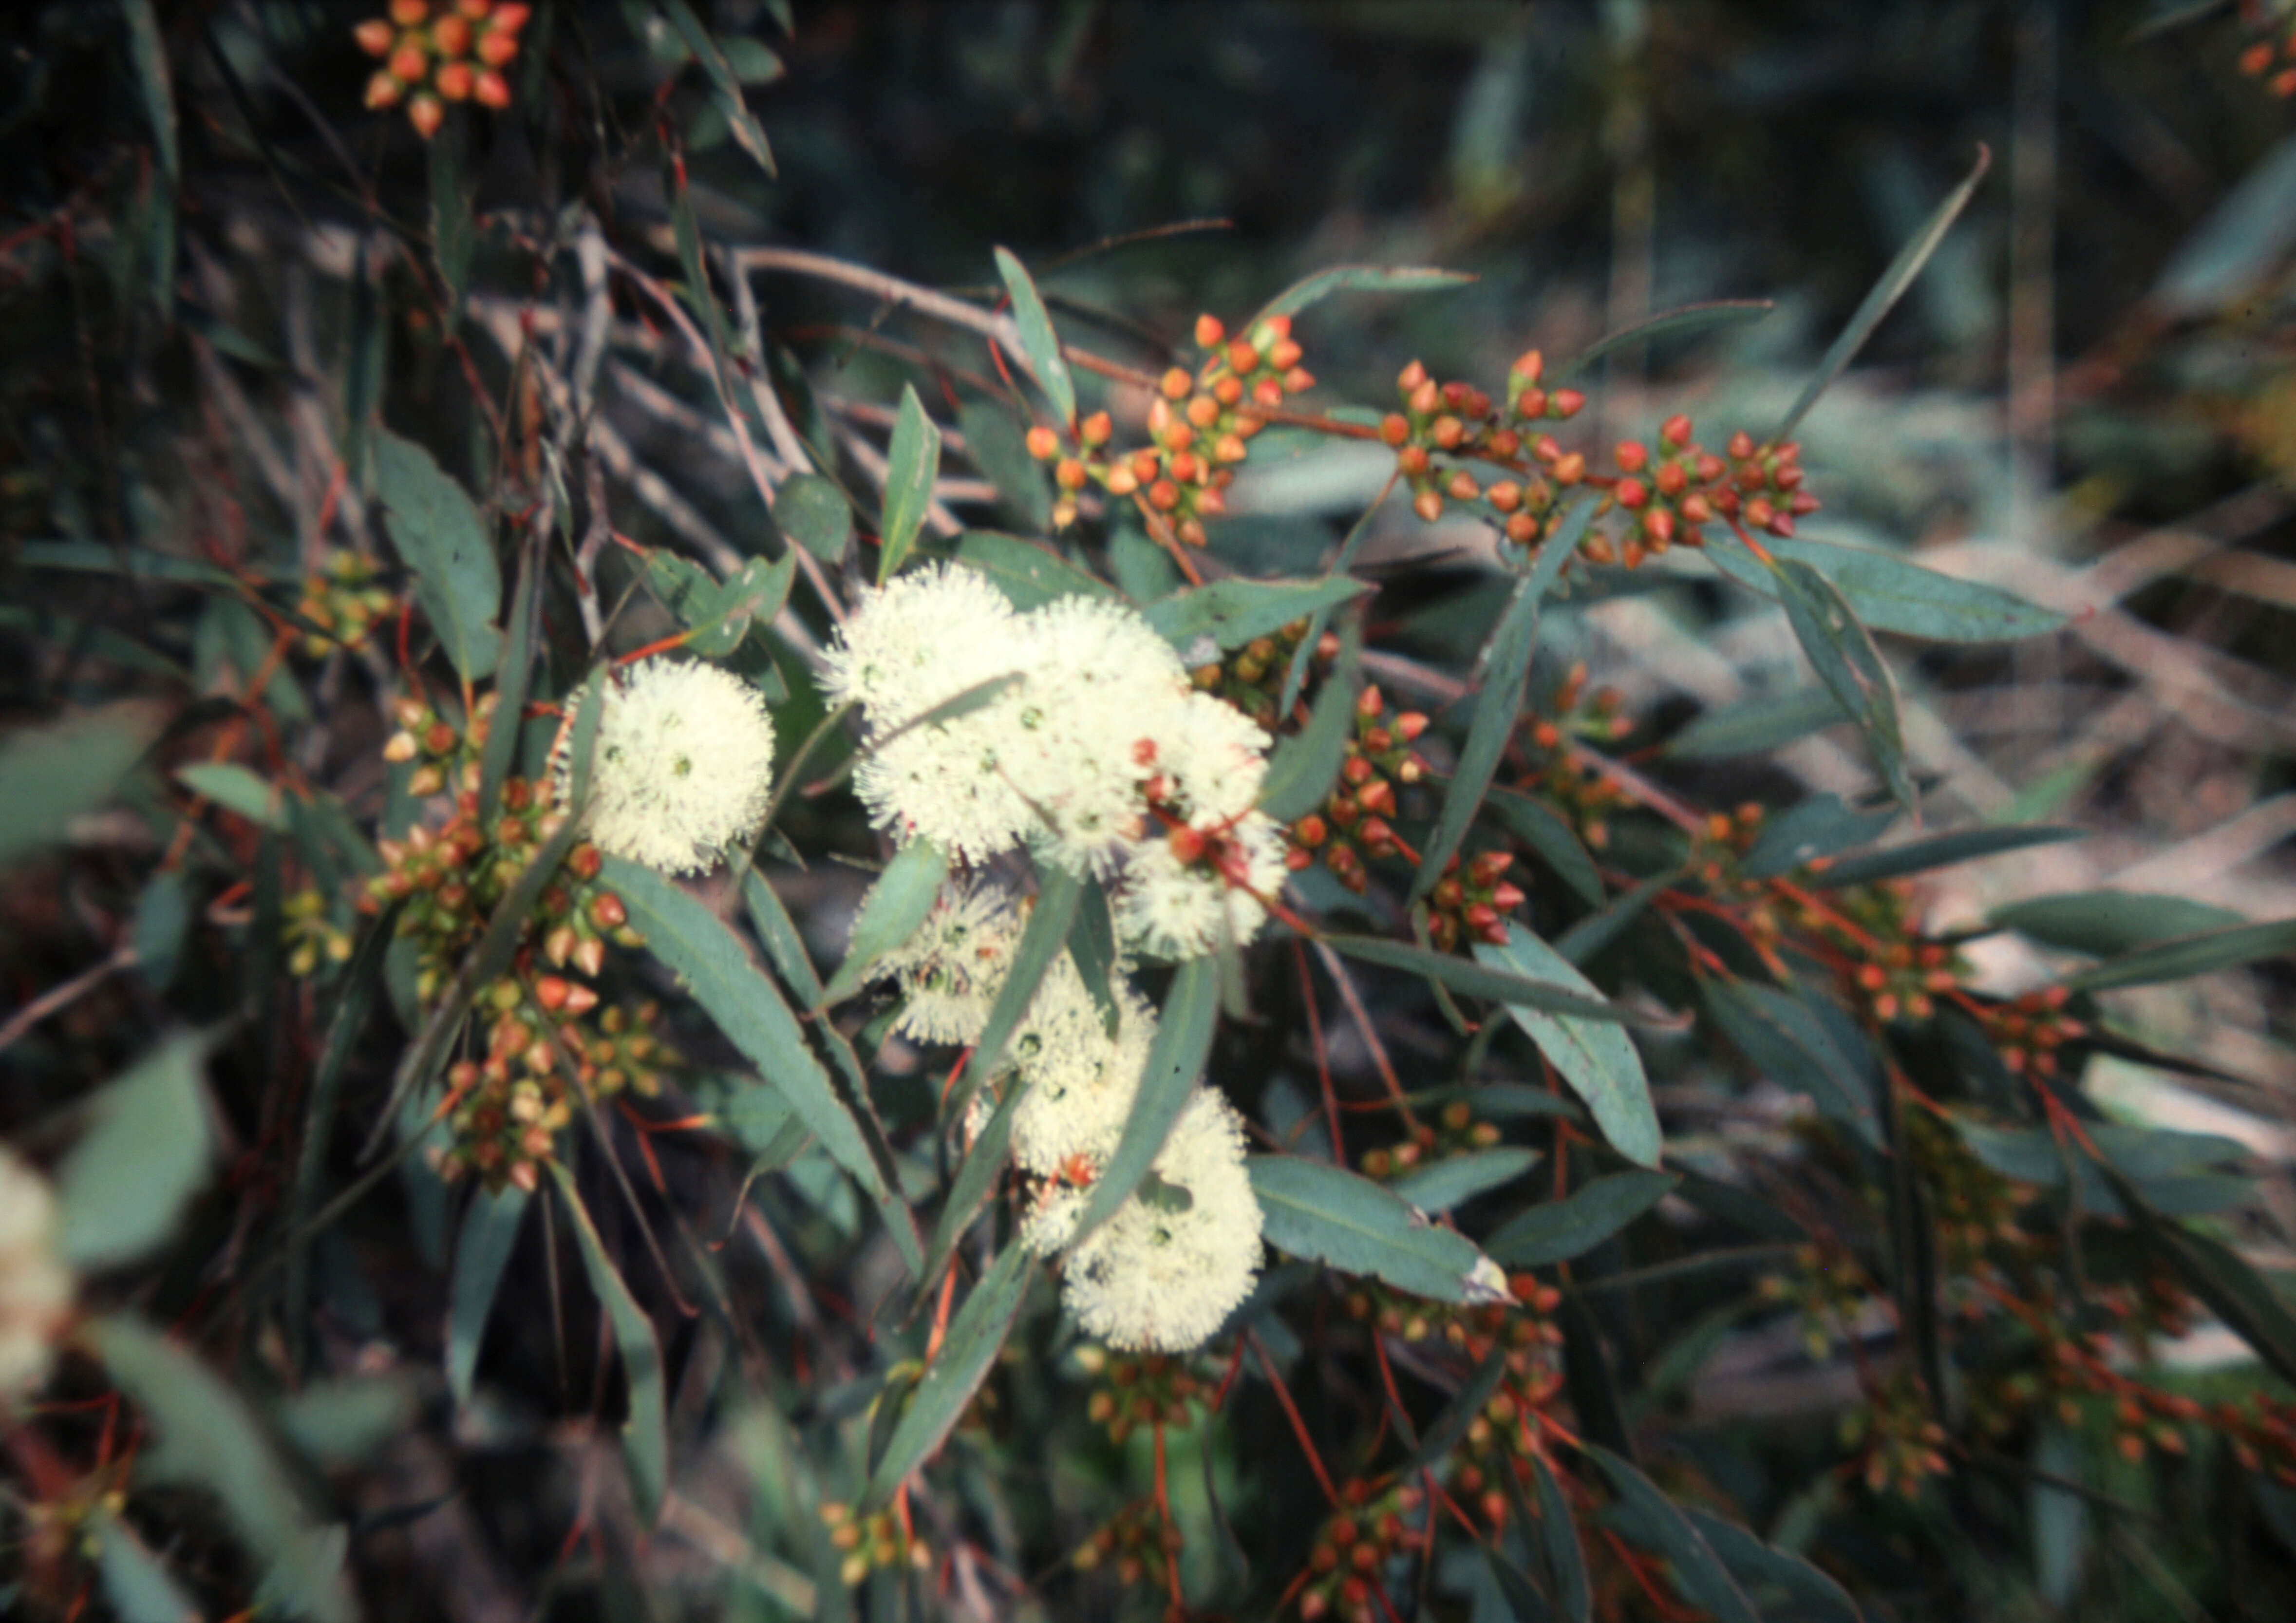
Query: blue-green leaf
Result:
<box><xmin>1249</xmin><ymin>265</ymin><xmax>1476</xmax><ymax>326</ymax></box>
<box><xmin>1142</xmin><ymin>576</ymin><xmax>1369</xmax><ymax>652</ymax></box>
<box><xmin>56</xmin><ymin>1034</ymin><xmax>215</xmax><ymax>1271</ymax></box>
<box><xmin>1248</xmin><ymin>1155</ymin><xmax>1506</xmax><ymax>1305</ymax></box>
<box><xmin>993</xmin><ymin>247</ymin><xmax>1076</xmax><ymax>429</ymax></box>
<box><xmin>1702</xmin><ymin>979</ymin><xmax>1882</xmax><ymax>1147</ymax></box>
<box><xmin>955</xmin><ymin>530</ymin><xmax>1118</xmax><ymax>609</ymax></box>
<box><xmin>1771</xmin><ymin>555</ymin><xmax>1913</xmax><ymax>811</ymax></box>
<box><xmin>1390</xmin><ymin>1147</ymin><xmax>1541</xmax><ymax>1214</ymax></box>
<box><xmin>1707</xmin><ymin>535</ymin><xmax>2064</xmax><ymax>642</ymax></box>
<box><xmin>0</xmin><ymin>705</ymin><xmax>162</xmax><ymax>870</ymax></box>
<box><xmin>447</xmin><ymin>1184</ymin><xmax>529</xmax><ymax>1409</ymax></box>
<box><xmin>877</xmin><ymin>385</ymin><xmax>942</xmax><ymax>585</ymax></box>
<box><xmin>1475</xmin><ymin>925</ymin><xmax>1660</xmax><ymax>1168</ymax></box>
<box><xmin>373</xmin><ymin>430</ymin><xmax>503</xmax><ymax>683</ymax></box>
<box><xmin>778</xmin><ymin>473</ymin><xmax>854</xmax><ymax>564</ymax></box>
<box><xmin>1066</xmin><ymin>957</ymin><xmax>1221</xmax><ymax>1246</ymax></box>
<box><xmin>661</xmin><ymin>0</ymin><xmax>777</xmax><ymax>178</ymax></box>
<box><xmin>822</xmin><ymin>839</ymin><xmax>949</xmax><ymax>1006</ymax></box>
<box><xmin>1484</xmin><ymin>1171</ymin><xmax>1677</xmax><ymax>1268</ymax></box>
<box><xmin>865</xmin><ymin>1243</ymin><xmax>1035</xmax><ymax>1507</ymax></box>
<box><xmin>549</xmin><ymin>1167</ymin><xmax>669</xmax><ymax>1526</ymax></box>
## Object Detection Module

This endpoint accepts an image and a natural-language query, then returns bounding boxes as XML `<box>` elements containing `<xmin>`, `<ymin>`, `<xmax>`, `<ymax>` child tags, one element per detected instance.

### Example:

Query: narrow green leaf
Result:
<box><xmin>1260</xmin><ymin>644</ymin><xmax>1360</xmax><ymax>822</ymax></box>
<box><xmin>16</xmin><ymin>539</ymin><xmax>250</xmax><ymax>589</ymax></box>
<box><xmin>1248</xmin><ymin>1155</ymin><xmax>1506</xmax><ymax>1305</ymax></box>
<box><xmin>1390</xmin><ymin>1147</ymin><xmax>1540</xmax><ymax>1214</ymax></box>
<box><xmin>85</xmin><ymin>1315</ymin><xmax>356</xmax><ymax>1623</ymax></box>
<box><xmin>1487</xmin><ymin>788</ymin><xmax>1603</xmax><ymax>906</ymax></box>
<box><xmin>373</xmin><ymin>430</ymin><xmax>503</xmax><ymax>683</ymax></box>
<box><xmin>1808</xmin><ymin>825</ymin><xmax>2083</xmax><ymax>889</ymax></box>
<box><xmin>917</xmin><ymin>1080</ymin><xmax>1028</xmax><ymax>1309</ymax></box>
<box><xmin>94</xmin><ymin>1510</ymin><xmax>198</xmax><ymax>1623</ymax></box>
<box><xmin>176</xmin><ymin>762</ymin><xmax>283</xmax><ymax>829</ymax></box>
<box><xmin>1483</xmin><ymin>1548</ymin><xmax>1558</xmax><ymax>1623</ymax></box>
<box><xmin>1739</xmin><ymin>792</ymin><xmax>1898</xmax><ymax>879</ymax></box>
<box><xmin>742</xmin><ymin>869</ymin><xmax>825</xmax><ymax>1004</ymax></box>
<box><xmin>954</xmin><ymin>530</ymin><xmax>1119</xmax><ymax>609</ymax></box>
<box><xmin>777</xmin><ymin>473</ymin><xmax>854</xmax><ymax>564</ymax></box>
<box><xmin>603</xmin><ymin>857</ymin><xmax>917</xmax><ymax>1269</ymax></box>
<box><xmin>993</xmin><ymin>247</ymin><xmax>1077</xmax><ymax>429</ymax></box>
<box><xmin>1771</xmin><ymin>555</ymin><xmax>1914</xmax><ymax>811</ymax></box>
<box><xmin>1142</xmin><ymin>575</ymin><xmax>1369</xmax><ymax>652</ymax></box>
<box><xmin>478</xmin><ymin>531</ymin><xmax>541</xmax><ymax>825</ymax></box>
<box><xmin>1279</xmin><ymin>491</ymin><xmax>1386</xmax><ymax>716</ymax></box>
<box><xmin>132</xmin><ymin>869</ymin><xmax>190</xmax><ymax>992</ymax></box>
<box><xmin>1555</xmin><ymin>872</ymin><xmax>1672</xmax><ymax>967</ymax></box>
<box><xmin>666</xmin><ymin>159</ymin><xmax>739</xmax><ymax>378</ymax></box>
<box><xmin>1401</xmin><ymin>1344</ymin><xmax>1509</xmax><ymax>1476</ymax></box>
<box><xmin>1067</xmin><ymin>875</ymin><xmax>1121</xmax><ymax>1035</ymax></box>
<box><xmin>56</xmin><ymin>1034</ymin><xmax>214</xmax><ymax>1271</ymax></box>
<box><xmin>1249</xmin><ymin>264</ymin><xmax>1476</xmax><ymax>326</ymax></box>
<box><xmin>1664</xmin><ymin>688</ymin><xmax>1845</xmax><ymax>760</ymax></box>
<box><xmin>447</xmin><ymin>1184</ymin><xmax>529</xmax><ymax>1409</ymax></box>
<box><xmin>876</xmin><ymin>385</ymin><xmax>942</xmax><ymax>584</ymax></box>
<box><xmin>1475</xmin><ymin>925</ymin><xmax>1660</xmax><ymax>1168</ymax></box>
<box><xmin>822</xmin><ymin>839</ymin><xmax>949</xmax><ymax>1006</ymax></box>
<box><xmin>427</xmin><ymin>119</ymin><xmax>472</xmax><ymax>322</ymax></box>
<box><xmin>1414</xmin><ymin>534</ymin><xmax>1573</xmax><ymax>901</ymax></box>
<box><xmin>1776</xmin><ymin>144</ymin><xmax>1991</xmax><ymax>438</ymax></box>
<box><xmin>662</xmin><ymin>0</ymin><xmax>778</xmax><ymax>178</ymax></box>
<box><xmin>1484</xmin><ymin>1171</ymin><xmax>1676</xmax><ymax>1268</ymax></box>
<box><xmin>548</xmin><ymin>1167</ymin><xmax>669</xmax><ymax>1526</ymax></box>
<box><xmin>121</xmin><ymin>0</ymin><xmax>177</xmax><ymax>179</ymax></box>
<box><xmin>1988</xmin><ymin>890</ymin><xmax>2246</xmax><ymax>958</ymax></box>
<box><xmin>1325</xmin><ymin>933</ymin><xmax>1636</xmax><ymax>1025</ymax></box>
<box><xmin>1682</xmin><ymin>1509</ymin><xmax>1864</xmax><ymax>1623</ymax></box>
<box><xmin>1066</xmin><ymin>957</ymin><xmax>1222</xmax><ymax>1246</ymax></box>
<box><xmin>2153</xmin><ymin>132</ymin><xmax>2296</xmax><ymax>317</ymax></box>
<box><xmin>865</xmin><ymin>1243</ymin><xmax>1035</xmax><ymax>1507</ymax></box>
<box><xmin>965</xmin><ymin>867</ymin><xmax>1083</xmax><ymax>1092</ymax></box>
<box><xmin>1533</xmin><ymin>1453</ymin><xmax>1593</xmax><ymax>1623</ymax></box>
<box><xmin>274</xmin><ymin>1373</ymin><xmax>424</xmax><ymax>1470</ymax></box>
<box><xmin>1702</xmin><ymin>978</ymin><xmax>1882</xmax><ymax>1146</ymax></box>
<box><xmin>2065</xmin><ymin>917</ymin><xmax>2296</xmax><ymax>992</ymax></box>
<box><xmin>1707</xmin><ymin>535</ymin><xmax>2066</xmax><ymax>642</ymax></box>
<box><xmin>1555</xmin><ymin>300</ymin><xmax>1774</xmax><ymax>380</ymax></box>
<box><xmin>2092</xmin><ymin>1160</ymin><xmax>2296</xmax><ymax>1389</ymax></box>
<box><xmin>1952</xmin><ymin>1118</ymin><xmax>2252</xmax><ymax>1218</ymax></box>
<box><xmin>1588</xmin><ymin>1446</ymin><xmax>1761</xmax><ymax>1623</ymax></box>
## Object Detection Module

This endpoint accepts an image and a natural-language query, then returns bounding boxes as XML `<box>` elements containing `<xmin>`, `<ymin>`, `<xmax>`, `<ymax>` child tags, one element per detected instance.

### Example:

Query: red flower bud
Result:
<box><xmin>1195</xmin><ymin>313</ymin><xmax>1225</xmax><ymax>349</ymax></box>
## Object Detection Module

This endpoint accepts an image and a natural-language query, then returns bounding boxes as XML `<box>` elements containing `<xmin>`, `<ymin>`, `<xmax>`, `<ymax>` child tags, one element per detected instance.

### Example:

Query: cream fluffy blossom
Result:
<box><xmin>828</xmin><ymin>568</ymin><xmax>1288</xmax><ymax>957</ymax></box>
<box><xmin>0</xmin><ymin>1148</ymin><xmax>73</xmax><ymax>1405</ymax></box>
<box><xmin>878</xmin><ymin>878</ymin><xmax>1022</xmax><ymax>1047</ymax></box>
<box><xmin>1023</xmin><ymin>1088</ymin><xmax>1263</xmax><ymax>1353</ymax></box>
<box><xmin>558</xmin><ymin>659</ymin><xmax>777</xmax><ymax>873</ymax></box>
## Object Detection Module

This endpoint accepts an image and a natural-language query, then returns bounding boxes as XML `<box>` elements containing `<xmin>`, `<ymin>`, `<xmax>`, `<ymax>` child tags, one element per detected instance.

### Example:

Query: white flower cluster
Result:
<box><xmin>0</xmin><ymin>1148</ymin><xmax>72</xmax><ymax>1405</ymax></box>
<box><xmin>877</xmin><ymin>877</ymin><xmax>1262</xmax><ymax>1352</ymax></box>
<box><xmin>556</xmin><ymin>658</ymin><xmax>778</xmax><ymax>874</ymax></box>
<box><xmin>825</xmin><ymin>566</ymin><xmax>1289</xmax><ymax>959</ymax></box>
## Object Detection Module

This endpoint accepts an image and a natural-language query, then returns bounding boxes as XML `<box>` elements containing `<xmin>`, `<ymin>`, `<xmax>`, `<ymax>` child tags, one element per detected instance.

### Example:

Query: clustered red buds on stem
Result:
<box><xmin>292</xmin><ymin>552</ymin><xmax>398</xmax><ymax>659</ymax></box>
<box><xmin>356</xmin><ymin>0</ymin><xmax>529</xmax><ymax>137</ymax></box>
<box><xmin>1026</xmin><ymin>311</ymin><xmax>1312</xmax><ymax>544</ymax></box>
<box><xmin>820</xmin><ymin>1501</ymin><xmax>931</xmax><ymax>1588</ymax></box>
<box><xmin>2238</xmin><ymin>0</ymin><xmax>2296</xmax><ymax>96</ymax></box>
<box><xmin>1283</xmin><ymin>682</ymin><xmax>1437</xmax><ymax>897</ymax></box>
<box><xmin>1296</xmin><ymin>1478</ymin><xmax>1427</xmax><ymax>1623</ymax></box>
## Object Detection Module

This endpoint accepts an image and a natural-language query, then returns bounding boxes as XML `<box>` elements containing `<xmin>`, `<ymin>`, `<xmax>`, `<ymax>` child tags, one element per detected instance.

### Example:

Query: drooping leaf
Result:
<box><xmin>1775</xmin><ymin>144</ymin><xmax>1991</xmax><ymax>438</ymax></box>
<box><xmin>1067</xmin><ymin>875</ymin><xmax>1121</xmax><ymax>1035</ymax></box>
<box><xmin>964</xmin><ymin>866</ymin><xmax>1084</xmax><ymax>1095</ymax></box>
<box><xmin>1682</xmin><ymin>1509</ymin><xmax>1864</xmax><ymax>1623</ymax></box>
<box><xmin>1326</xmin><ymin>933</ymin><xmax>1636</xmax><ymax>1025</ymax></box>
<box><xmin>1390</xmin><ymin>1147</ymin><xmax>1541</xmax><ymax>1214</ymax></box>
<box><xmin>1476</xmin><ymin>925</ymin><xmax>1661</xmax><ymax>1168</ymax></box>
<box><xmin>1487</xmin><ymin>788</ymin><xmax>1604</xmax><ymax>906</ymax></box>
<box><xmin>865</xmin><ymin>1243</ymin><xmax>1036</xmax><ymax>1507</ymax></box>
<box><xmin>742</xmin><ymin>869</ymin><xmax>825</xmax><ymax>1004</ymax></box>
<box><xmin>1771</xmin><ymin>555</ymin><xmax>1914</xmax><ymax>811</ymax></box>
<box><xmin>1401</xmin><ymin>1344</ymin><xmax>1509</xmax><ymax>1476</ymax></box>
<box><xmin>1588</xmin><ymin>1446</ymin><xmax>1761</xmax><ymax>1623</ymax></box>
<box><xmin>1248</xmin><ymin>1155</ymin><xmax>1506</xmax><ymax>1305</ymax></box>
<box><xmin>93</xmin><ymin>1510</ymin><xmax>198</xmax><ymax>1623</ymax></box>
<box><xmin>1249</xmin><ymin>264</ymin><xmax>1476</xmax><ymax>326</ymax></box>
<box><xmin>427</xmin><ymin>118</ymin><xmax>472</xmax><ymax>322</ymax></box>
<box><xmin>1414</xmin><ymin>533</ymin><xmax>1573</xmax><ymax>902</ymax></box>
<box><xmin>1483</xmin><ymin>1171</ymin><xmax>1677</xmax><ymax>1268</ymax></box>
<box><xmin>0</xmin><ymin>705</ymin><xmax>160</xmax><ymax>870</ymax></box>
<box><xmin>917</xmin><ymin>1080</ymin><xmax>1028</xmax><ymax>1307</ymax></box>
<box><xmin>373</xmin><ymin>430</ymin><xmax>503</xmax><ymax>683</ymax></box>
<box><xmin>1988</xmin><ymin>890</ymin><xmax>2247</xmax><ymax>958</ymax></box>
<box><xmin>2093</xmin><ymin>1160</ymin><xmax>2296</xmax><ymax>1389</ymax></box>
<box><xmin>1142</xmin><ymin>575</ymin><xmax>1370</xmax><ymax>653</ymax></box>
<box><xmin>176</xmin><ymin>761</ymin><xmax>284</xmax><ymax>829</ymax></box>
<box><xmin>1707</xmin><ymin>535</ymin><xmax>2065</xmax><ymax>642</ymax></box>
<box><xmin>661</xmin><ymin>0</ymin><xmax>777</xmax><ymax>178</ymax></box>
<box><xmin>777</xmin><ymin>473</ymin><xmax>854</xmax><ymax>563</ymax></box>
<box><xmin>1952</xmin><ymin>1118</ymin><xmax>2252</xmax><ymax>1218</ymax></box>
<box><xmin>1702</xmin><ymin>978</ymin><xmax>1883</xmax><ymax>1146</ymax></box>
<box><xmin>1260</xmin><ymin>642</ymin><xmax>1361</xmax><ymax>822</ymax></box>
<box><xmin>2028</xmin><ymin>1426</ymin><xmax>2090</xmax><ymax>1609</ymax></box>
<box><xmin>84</xmin><ymin>1315</ymin><xmax>356</xmax><ymax>1623</ymax></box>
<box><xmin>822</xmin><ymin>839</ymin><xmax>949</xmax><ymax>1006</ymax></box>
<box><xmin>1739</xmin><ymin>792</ymin><xmax>1899</xmax><ymax>879</ymax></box>
<box><xmin>131</xmin><ymin>869</ymin><xmax>190</xmax><ymax>993</ymax></box>
<box><xmin>478</xmin><ymin>531</ymin><xmax>541</xmax><ymax>824</ymax></box>
<box><xmin>1066</xmin><ymin>957</ymin><xmax>1221</xmax><ymax>1246</ymax></box>
<box><xmin>876</xmin><ymin>384</ymin><xmax>942</xmax><ymax>584</ymax></box>
<box><xmin>1532</xmin><ymin>1453</ymin><xmax>1593</xmax><ymax>1623</ymax></box>
<box><xmin>447</xmin><ymin>1184</ymin><xmax>529</xmax><ymax>1409</ymax></box>
<box><xmin>1555</xmin><ymin>300</ymin><xmax>1774</xmax><ymax>379</ymax></box>
<box><xmin>1555</xmin><ymin>872</ymin><xmax>1673</xmax><ymax>967</ymax></box>
<box><xmin>954</xmin><ymin>530</ymin><xmax>1119</xmax><ymax>609</ymax></box>
<box><xmin>602</xmin><ymin>857</ymin><xmax>917</xmax><ymax>1270</ymax></box>
<box><xmin>1807</xmin><ymin>825</ymin><xmax>2083</xmax><ymax>889</ymax></box>
<box><xmin>56</xmin><ymin>1034</ymin><xmax>214</xmax><ymax>1271</ymax></box>
<box><xmin>548</xmin><ymin>1167</ymin><xmax>669</xmax><ymax>1526</ymax></box>
<box><xmin>1664</xmin><ymin>687</ymin><xmax>1845</xmax><ymax>760</ymax></box>
<box><xmin>2064</xmin><ymin>917</ymin><xmax>2296</xmax><ymax>993</ymax></box>
<box><xmin>993</xmin><ymin>247</ymin><xmax>1077</xmax><ymax>428</ymax></box>
<box><xmin>274</xmin><ymin>1373</ymin><xmax>425</xmax><ymax>1471</ymax></box>
<box><xmin>2153</xmin><ymin>131</ymin><xmax>2296</xmax><ymax>317</ymax></box>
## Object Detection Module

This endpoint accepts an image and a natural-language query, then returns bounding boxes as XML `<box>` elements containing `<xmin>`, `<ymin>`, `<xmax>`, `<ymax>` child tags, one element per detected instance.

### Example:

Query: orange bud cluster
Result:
<box><xmin>2237</xmin><ymin>5</ymin><xmax>2296</xmax><ymax>97</ymax></box>
<box><xmin>357</xmin><ymin>0</ymin><xmax>528</xmax><ymax>137</ymax></box>
<box><xmin>293</xmin><ymin>551</ymin><xmax>398</xmax><ymax>659</ymax></box>
<box><xmin>1188</xmin><ymin>616</ymin><xmax>1336</xmax><ymax>732</ymax></box>
<box><xmin>1975</xmin><ymin>985</ymin><xmax>2086</xmax><ymax>1081</ymax></box>
<box><xmin>1294</xmin><ymin>1478</ymin><xmax>1426</xmax><ymax>1623</ymax></box>
<box><xmin>1026</xmin><ymin>311</ymin><xmax>1310</xmax><ymax>542</ymax></box>
<box><xmin>1511</xmin><ymin>666</ymin><xmax>1631</xmax><ymax>851</ymax></box>
<box><xmin>1382</xmin><ymin>352</ymin><xmax>1583</xmax><ymax>534</ymax></box>
<box><xmin>1081</xmin><ymin>1351</ymin><xmax>1208</xmax><ymax>1447</ymax></box>
<box><xmin>1282</xmin><ymin>682</ymin><xmax>1432</xmax><ymax>893</ymax></box>
<box><xmin>821</xmin><ymin>1501</ymin><xmax>930</xmax><ymax>1589</ymax></box>
<box><xmin>1069</xmin><ymin>1496</ymin><xmax>1184</xmax><ymax>1591</ymax></box>
<box><xmin>1424</xmin><ymin>848</ymin><xmax>1524</xmax><ymax>952</ymax></box>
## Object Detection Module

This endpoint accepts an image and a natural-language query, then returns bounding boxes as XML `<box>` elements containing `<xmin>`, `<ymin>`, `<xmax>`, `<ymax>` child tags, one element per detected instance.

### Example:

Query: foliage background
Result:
<box><xmin>4</xmin><ymin>2</ymin><xmax>2296</xmax><ymax>1622</ymax></box>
